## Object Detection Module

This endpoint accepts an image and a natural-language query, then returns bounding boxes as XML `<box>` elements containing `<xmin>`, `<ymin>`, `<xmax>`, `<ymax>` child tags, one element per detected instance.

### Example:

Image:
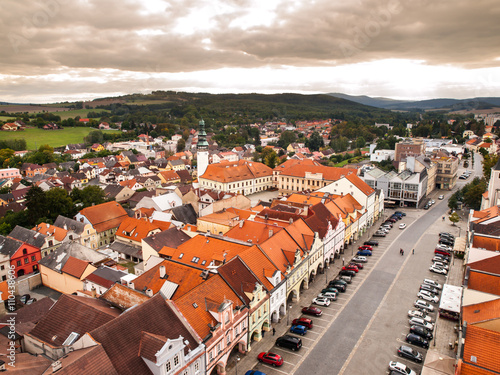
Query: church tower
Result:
<box><xmin>197</xmin><ymin>118</ymin><xmax>209</xmax><ymax>179</ymax></box>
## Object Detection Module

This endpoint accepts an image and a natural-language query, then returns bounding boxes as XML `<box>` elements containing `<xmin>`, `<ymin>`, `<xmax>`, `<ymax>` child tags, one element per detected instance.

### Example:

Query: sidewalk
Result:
<box><xmin>226</xmin><ymin>217</ymin><xmax>381</xmax><ymax>375</ymax></box>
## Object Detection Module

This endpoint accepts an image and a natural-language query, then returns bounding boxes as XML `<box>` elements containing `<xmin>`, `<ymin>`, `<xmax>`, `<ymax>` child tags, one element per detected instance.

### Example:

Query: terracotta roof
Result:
<box><xmin>132</xmin><ymin>259</ymin><xmax>210</xmax><ymax>298</ymax></box>
<box><xmin>0</xmin><ymin>352</ymin><xmax>51</xmax><ymax>374</ymax></box>
<box><xmin>254</xmin><ymin>208</ymin><xmax>303</xmax><ymax>224</ymax></box>
<box><xmin>158</xmin><ymin>170</ymin><xmax>180</xmax><ymax>182</ymax></box>
<box><xmin>225</xmin><ymin>220</ymin><xmax>284</xmax><ymax>244</ymax></box>
<box><xmin>238</xmin><ymin>245</ymin><xmax>280</xmax><ymax>290</ymax></box>
<box><xmin>61</xmin><ymin>256</ymin><xmax>90</xmax><ymax>279</ymax></box>
<box><xmin>138</xmin><ymin>332</ymin><xmax>168</xmax><ymax>362</ymax></box>
<box><xmin>41</xmin><ymin>344</ymin><xmax>118</xmax><ymax>375</ymax></box>
<box><xmin>306</xmin><ymin>203</ymin><xmax>339</xmax><ymax>238</ymax></box>
<box><xmin>462</xmin><ymin>299</ymin><xmax>500</xmax><ymax>325</ymax></box>
<box><xmin>274</xmin><ymin>159</ymin><xmax>357</xmax><ymax>181</ymax></box>
<box><xmin>462</xmin><ymin>325</ymin><xmax>500</xmax><ymax>372</ymax></box>
<box><xmin>468</xmin><ymin>255</ymin><xmax>500</xmax><ymax>275</ymax></box>
<box><xmin>468</xmin><ymin>270</ymin><xmax>500</xmax><ymax>296</ymax></box>
<box><xmin>90</xmin><ymin>295</ymin><xmax>199</xmax><ymax>375</ymax></box>
<box><xmin>27</xmin><ymin>294</ymin><xmax>120</xmax><ymax>348</ymax></box>
<box><xmin>344</xmin><ymin>173</ymin><xmax>375</xmax><ymax>196</ymax></box>
<box><xmin>0</xmin><ymin>297</ymin><xmax>54</xmax><ymax>326</ymax></box>
<box><xmin>78</xmin><ymin>201</ymin><xmax>128</xmax><ymax>233</ymax></box>
<box><xmin>459</xmin><ymin>362</ymin><xmax>497</xmax><ymax>375</ymax></box>
<box><xmin>99</xmin><ymin>284</ymin><xmax>150</xmax><ymax>310</ymax></box>
<box><xmin>159</xmin><ymin>235</ymin><xmax>251</xmax><ymax>269</ymax></box>
<box><xmin>258</xmin><ymin>227</ymin><xmax>306</xmax><ymax>274</ymax></box>
<box><xmin>175</xmin><ymin>275</ymin><xmax>245</xmax><ymax>339</ymax></box>
<box><xmin>200</xmin><ymin>160</ymin><xmax>272</xmax><ymax>183</ymax></box>
<box><xmin>116</xmin><ymin>217</ymin><xmax>168</xmax><ymax>242</ymax></box>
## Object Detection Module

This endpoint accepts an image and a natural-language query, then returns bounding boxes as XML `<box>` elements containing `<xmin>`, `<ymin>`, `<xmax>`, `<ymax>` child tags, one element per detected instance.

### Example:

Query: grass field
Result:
<box><xmin>0</xmin><ymin>127</ymin><xmax>120</xmax><ymax>150</ymax></box>
<box><xmin>51</xmin><ymin>108</ymin><xmax>110</xmax><ymax>120</ymax></box>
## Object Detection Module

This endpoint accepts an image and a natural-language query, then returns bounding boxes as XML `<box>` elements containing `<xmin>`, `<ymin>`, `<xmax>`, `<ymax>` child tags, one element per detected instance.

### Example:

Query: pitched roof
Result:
<box><xmin>8</xmin><ymin>225</ymin><xmax>46</xmax><ymax>248</ymax></box>
<box><xmin>85</xmin><ymin>266</ymin><xmax>129</xmax><ymax>289</ymax></box>
<box><xmin>0</xmin><ymin>296</ymin><xmax>54</xmax><ymax>327</ymax></box>
<box><xmin>61</xmin><ymin>256</ymin><xmax>91</xmax><ymax>278</ymax></box>
<box><xmin>142</xmin><ymin>227</ymin><xmax>191</xmax><ymax>251</ymax></box>
<box><xmin>90</xmin><ymin>294</ymin><xmax>199</xmax><ymax>375</ymax></box>
<box><xmin>462</xmin><ymin>325</ymin><xmax>500</xmax><ymax>372</ymax></box>
<box><xmin>468</xmin><ymin>255</ymin><xmax>500</xmax><ymax>275</ymax></box>
<box><xmin>158</xmin><ymin>170</ymin><xmax>180</xmax><ymax>182</ymax></box>
<box><xmin>0</xmin><ymin>235</ymin><xmax>22</xmax><ymax>257</ymax></box>
<box><xmin>238</xmin><ymin>245</ymin><xmax>280</xmax><ymax>290</ymax></box>
<box><xmin>200</xmin><ymin>160</ymin><xmax>272</xmax><ymax>183</ymax></box>
<box><xmin>78</xmin><ymin>201</ymin><xmax>128</xmax><ymax>233</ymax></box>
<box><xmin>41</xmin><ymin>345</ymin><xmax>118</xmax><ymax>375</ymax></box>
<box><xmin>116</xmin><ymin>217</ymin><xmax>167</xmax><ymax>242</ymax></box>
<box><xmin>218</xmin><ymin>256</ymin><xmax>265</xmax><ymax>304</ymax></box>
<box><xmin>468</xmin><ymin>270</ymin><xmax>500</xmax><ymax>296</ymax></box>
<box><xmin>32</xmin><ymin>223</ymin><xmax>67</xmax><ymax>242</ymax></box>
<box><xmin>462</xmin><ymin>299</ymin><xmax>500</xmax><ymax>325</ymax></box>
<box><xmin>274</xmin><ymin>159</ymin><xmax>357</xmax><ymax>181</ymax></box>
<box><xmin>39</xmin><ymin>242</ymin><xmax>107</xmax><ymax>274</ymax></box>
<box><xmin>225</xmin><ymin>220</ymin><xmax>284</xmax><ymax>244</ymax></box>
<box><xmin>99</xmin><ymin>283</ymin><xmax>150</xmax><ymax>310</ymax></box>
<box><xmin>27</xmin><ymin>294</ymin><xmax>120</xmax><ymax>348</ymax></box>
<box><xmin>171</xmin><ymin>204</ymin><xmax>197</xmax><ymax>225</ymax></box>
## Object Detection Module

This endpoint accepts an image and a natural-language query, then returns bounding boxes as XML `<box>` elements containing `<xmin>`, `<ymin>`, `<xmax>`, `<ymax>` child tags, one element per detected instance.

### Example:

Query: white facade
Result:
<box><xmin>370</xmin><ymin>149</ymin><xmax>395</xmax><ymax>162</ymax></box>
<box><xmin>197</xmin><ymin>150</ymin><xmax>209</xmax><ymax>179</ymax></box>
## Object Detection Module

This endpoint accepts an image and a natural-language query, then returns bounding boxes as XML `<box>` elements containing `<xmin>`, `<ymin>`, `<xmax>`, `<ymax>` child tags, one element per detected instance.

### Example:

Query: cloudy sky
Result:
<box><xmin>2</xmin><ymin>0</ymin><xmax>500</xmax><ymax>103</ymax></box>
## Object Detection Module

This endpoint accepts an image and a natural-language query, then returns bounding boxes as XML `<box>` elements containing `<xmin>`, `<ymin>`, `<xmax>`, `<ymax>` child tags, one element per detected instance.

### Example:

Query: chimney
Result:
<box><xmin>269</xmin><ymin>229</ymin><xmax>273</xmax><ymax>238</ymax></box>
<box><xmin>91</xmin><ymin>286</ymin><xmax>96</xmax><ymax>298</ymax></box>
<box><xmin>52</xmin><ymin>361</ymin><xmax>62</xmax><ymax>372</ymax></box>
<box><xmin>129</xmin><ymin>282</ymin><xmax>135</xmax><ymax>290</ymax></box>
<box><xmin>159</xmin><ymin>265</ymin><xmax>166</xmax><ymax>278</ymax></box>
<box><xmin>146</xmin><ymin>289</ymin><xmax>153</xmax><ymax>297</ymax></box>
<box><xmin>289</xmin><ymin>218</ymin><xmax>293</xmax><ymax>224</ymax></box>
<box><xmin>239</xmin><ymin>220</ymin><xmax>244</xmax><ymax>228</ymax></box>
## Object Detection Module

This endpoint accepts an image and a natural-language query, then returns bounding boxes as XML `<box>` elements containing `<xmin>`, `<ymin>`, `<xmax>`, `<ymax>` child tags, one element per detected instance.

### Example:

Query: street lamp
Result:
<box><xmin>287</xmin><ymin>305</ymin><xmax>292</xmax><ymax>326</ymax></box>
<box><xmin>235</xmin><ymin>356</ymin><xmax>240</xmax><ymax>375</ymax></box>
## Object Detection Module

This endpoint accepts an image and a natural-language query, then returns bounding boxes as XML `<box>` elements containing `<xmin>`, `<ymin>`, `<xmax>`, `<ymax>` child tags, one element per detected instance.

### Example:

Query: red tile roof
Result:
<box><xmin>274</xmin><ymin>159</ymin><xmax>357</xmax><ymax>181</ymax></box>
<box><xmin>116</xmin><ymin>217</ymin><xmax>168</xmax><ymax>242</ymax></box>
<box><xmin>225</xmin><ymin>220</ymin><xmax>284</xmax><ymax>244</ymax></box>
<box><xmin>200</xmin><ymin>160</ymin><xmax>272</xmax><ymax>182</ymax></box>
<box><xmin>61</xmin><ymin>256</ymin><xmax>91</xmax><ymax>279</ymax></box>
<box><xmin>99</xmin><ymin>283</ymin><xmax>150</xmax><ymax>310</ymax></box>
<box><xmin>462</xmin><ymin>325</ymin><xmax>500</xmax><ymax>372</ymax></box>
<box><xmin>467</xmin><ymin>270</ymin><xmax>500</xmax><ymax>296</ymax></box>
<box><xmin>238</xmin><ymin>245</ymin><xmax>280</xmax><ymax>290</ymax></box>
<box><xmin>462</xmin><ymin>299</ymin><xmax>500</xmax><ymax>325</ymax></box>
<box><xmin>78</xmin><ymin>201</ymin><xmax>128</xmax><ymax>233</ymax></box>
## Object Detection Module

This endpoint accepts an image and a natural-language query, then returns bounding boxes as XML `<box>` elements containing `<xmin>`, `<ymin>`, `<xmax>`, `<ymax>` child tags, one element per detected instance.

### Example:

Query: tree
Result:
<box><xmin>277</xmin><ymin>131</ymin><xmax>297</xmax><ymax>149</ymax></box>
<box><xmin>265</xmin><ymin>151</ymin><xmax>279</xmax><ymax>169</ymax></box>
<box><xmin>306</xmin><ymin>132</ymin><xmax>323</xmax><ymax>152</ymax></box>
<box><xmin>176</xmin><ymin>139</ymin><xmax>186</xmax><ymax>152</ymax></box>
<box><xmin>71</xmin><ymin>186</ymin><xmax>106</xmax><ymax>208</ymax></box>
<box><xmin>45</xmin><ymin>188</ymin><xmax>74</xmax><ymax>222</ymax></box>
<box><xmin>25</xmin><ymin>185</ymin><xmax>47</xmax><ymax>225</ymax></box>
<box><xmin>356</xmin><ymin>136</ymin><xmax>366</xmax><ymax>149</ymax></box>
<box><xmin>449</xmin><ymin>212</ymin><xmax>460</xmax><ymax>226</ymax></box>
<box><xmin>482</xmin><ymin>154</ymin><xmax>498</xmax><ymax>180</ymax></box>
<box><xmin>84</xmin><ymin>130</ymin><xmax>104</xmax><ymax>145</ymax></box>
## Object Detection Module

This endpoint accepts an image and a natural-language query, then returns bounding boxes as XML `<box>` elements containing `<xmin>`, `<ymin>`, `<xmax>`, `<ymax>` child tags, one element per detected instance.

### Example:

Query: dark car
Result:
<box><xmin>440</xmin><ymin>234</ymin><xmax>455</xmax><ymax>241</ymax></box>
<box><xmin>439</xmin><ymin>232</ymin><xmax>455</xmax><ymax>239</ymax></box>
<box><xmin>339</xmin><ymin>269</ymin><xmax>356</xmax><ymax>277</ymax></box>
<box><xmin>292</xmin><ymin>317</ymin><xmax>313</xmax><ymax>329</ymax></box>
<box><xmin>289</xmin><ymin>325</ymin><xmax>308</xmax><ymax>335</ymax></box>
<box><xmin>321</xmin><ymin>287</ymin><xmax>339</xmax><ymax>294</ymax></box>
<box><xmin>275</xmin><ymin>335</ymin><xmax>302</xmax><ymax>351</ymax></box>
<box><xmin>423</xmin><ymin>204</ymin><xmax>429</xmax><ymax>210</ymax></box>
<box><xmin>383</xmin><ymin>221</ymin><xmax>393</xmax><ymax>228</ymax></box>
<box><xmin>328</xmin><ymin>281</ymin><xmax>346</xmax><ymax>292</ymax></box>
<box><xmin>386</xmin><ymin>217</ymin><xmax>397</xmax><ymax>223</ymax></box>
<box><xmin>395</xmin><ymin>211</ymin><xmax>406</xmax><ymax>216</ymax></box>
<box><xmin>439</xmin><ymin>238</ymin><xmax>454</xmax><ymax>246</ymax></box>
<box><xmin>364</xmin><ymin>240</ymin><xmax>379</xmax><ymax>246</ymax></box>
<box><xmin>301</xmin><ymin>306</ymin><xmax>322</xmax><ymax>317</ymax></box>
<box><xmin>410</xmin><ymin>325</ymin><xmax>433</xmax><ymax>340</ymax></box>
<box><xmin>405</xmin><ymin>333</ymin><xmax>429</xmax><ymax>349</ymax></box>
<box><xmin>257</xmin><ymin>352</ymin><xmax>284</xmax><ymax>367</ymax></box>
<box><xmin>26</xmin><ymin>298</ymin><xmax>37</xmax><ymax>305</ymax></box>
<box><xmin>342</xmin><ymin>265</ymin><xmax>359</xmax><ymax>273</ymax></box>
<box><xmin>397</xmin><ymin>345</ymin><xmax>423</xmax><ymax>363</ymax></box>
<box><xmin>245</xmin><ymin>371</ymin><xmax>266</xmax><ymax>375</ymax></box>
<box><xmin>357</xmin><ymin>249</ymin><xmax>372</xmax><ymax>256</ymax></box>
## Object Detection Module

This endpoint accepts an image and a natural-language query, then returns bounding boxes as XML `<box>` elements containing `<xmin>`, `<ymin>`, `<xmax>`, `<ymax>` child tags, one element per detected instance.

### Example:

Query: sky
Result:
<box><xmin>1</xmin><ymin>0</ymin><xmax>500</xmax><ymax>103</ymax></box>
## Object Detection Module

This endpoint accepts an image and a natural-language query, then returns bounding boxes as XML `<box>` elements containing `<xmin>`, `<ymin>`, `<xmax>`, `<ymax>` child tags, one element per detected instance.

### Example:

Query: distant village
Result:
<box><xmin>0</xmin><ymin>112</ymin><xmax>499</xmax><ymax>374</ymax></box>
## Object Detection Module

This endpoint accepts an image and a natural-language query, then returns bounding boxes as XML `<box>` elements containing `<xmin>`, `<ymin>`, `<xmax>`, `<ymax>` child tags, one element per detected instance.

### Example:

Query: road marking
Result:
<box><xmin>272</xmin><ymin>348</ymin><xmax>303</xmax><ymax>357</ymax></box>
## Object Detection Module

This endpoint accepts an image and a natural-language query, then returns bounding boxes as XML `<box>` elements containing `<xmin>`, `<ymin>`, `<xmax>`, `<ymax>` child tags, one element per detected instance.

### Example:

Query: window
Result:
<box><xmin>166</xmin><ymin>361</ymin><xmax>171</xmax><ymax>372</ymax></box>
<box><xmin>24</xmin><ymin>258</ymin><xmax>29</xmax><ymax>264</ymax></box>
<box><xmin>195</xmin><ymin>361</ymin><xmax>200</xmax><ymax>372</ymax></box>
<box><xmin>173</xmin><ymin>355</ymin><xmax>179</xmax><ymax>366</ymax></box>
<box><xmin>191</xmin><ymin>257</ymin><xmax>200</xmax><ymax>263</ymax></box>
<box><xmin>0</xmin><ymin>265</ymin><xmax>4</xmax><ymax>271</ymax></box>
<box><xmin>31</xmin><ymin>256</ymin><xmax>36</xmax><ymax>262</ymax></box>
<box><xmin>226</xmin><ymin>334</ymin><xmax>231</xmax><ymax>345</ymax></box>
<box><xmin>1</xmin><ymin>276</ymin><xmax>5</xmax><ymax>281</ymax></box>
<box><xmin>22</xmin><ymin>249</ymin><xmax>27</xmax><ymax>255</ymax></box>
<box><xmin>179</xmin><ymin>253</ymin><xmax>184</xmax><ymax>259</ymax></box>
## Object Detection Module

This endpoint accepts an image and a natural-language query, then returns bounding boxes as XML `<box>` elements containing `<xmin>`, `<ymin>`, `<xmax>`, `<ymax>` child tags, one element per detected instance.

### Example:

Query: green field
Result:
<box><xmin>0</xmin><ymin>127</ymin><xmax>120</xmax><ymax>150</ymax></box>
<box><xmin>49</xmin><ymin>108</ymin><xmax>110</xmax><ymax>120</ymax></box>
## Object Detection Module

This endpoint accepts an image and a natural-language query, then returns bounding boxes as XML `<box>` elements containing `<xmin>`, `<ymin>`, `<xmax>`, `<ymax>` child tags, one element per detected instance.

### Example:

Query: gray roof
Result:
<box><xmin>8</xmin><ymin>226</ymin><xmax>46</xmax><ymax>248</ymax></box>
<box><xmin>103</xmin><ymin>184</ymin><xmax>126</xmax><ymax>199</ymax></box>
<box><xmin>0</xmin><ymin>235</ymin><xmax>23</xmax><ymax>257</ymax></box>
<box><xmin>39</xmin><ymin>242</ymin><xmax>108</xmax><ymax>273</ymax></box>
<box><xmin>85</xmin><ymin>265</ymin><xmax>129</xmax><ymax>286</ymax></box>
<box><xmin>54</xmin><ymin>215</ymin><xmax>86</xmax><ymax>235</ymax></box>
<box><xmin>141</xmin><ymin>227</ymin><xmax>191</xmax><ymax>251</ymax></box>
<box><xmin>107</xmin><ymin>241</ymin><xmax>142</xmax><ymax>260</ymax></box>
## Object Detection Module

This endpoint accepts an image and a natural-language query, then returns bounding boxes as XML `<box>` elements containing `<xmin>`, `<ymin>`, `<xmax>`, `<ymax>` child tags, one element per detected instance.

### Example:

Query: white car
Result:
<box><xmin>432</xmin><ymin>261</ymin><xmax>449</xmax><ymax>270</ymax></box>
<box><xmin>423</xmin><ymin>279</ymin><xmax>442</xmax><ymax>290</ymax></box>
<box><xmin>409</xmin><ymin>316</ymin><xmax>434</xmax><ymax>330</ymax></box>
<box><xmin>417</xmin><ymin>291</ymin><xmax>439</xmax><ymax>304</ymax></box>
<box><xmin>317</xmin><ymin>292</ymin><xmax>337</xmax><ymax>301</ymax></box>
<box><xmin>352</xmin><ymin>256</ymin><xmax>367</xmax><ymax>263</ymax></box>
<box><xmin>408</xmin><ymin>310</ymin><xmax>433</xmax><ymax>323</ymax></box>
<box><xmin>436</xmin><ymin>244</ymin><xmax>452</xmax><ymax>251</ymax></box>
<box><xmin>432</xmin><ymin>256</ymin><xmax>448</xmax><ymax>264</ymax></box>
<box><xmin>389</xmin><ymin>361</ymin><xmax>417</xmax><ymax>375</ymax></box>
<box><xmin>438</xmin><ymin>195</ymin><xmax>444</xmax><ymax>200</ymax></box>
<box><xmin>399</xmin><ymin>223</ymin><xmax>407</xmax><ymax>229</ymax></box>
<box><xmin>414</xmin><ymin>299</ymin><xmax>434</xmax><ymax>312</ymax></box>
<box><xmin>429</xmin><ymin>265</ymin><xmax>448</xmax><ymax>275</ymax></box>
<box><xmin>312</xmin><ymin>297</ymin><xmax>330</xmax><ymax>307</ymax></box>
<box><xmin>378</xmin><ymin>227</ymin><xmax>390</xmax><ymax>234</ymax></box>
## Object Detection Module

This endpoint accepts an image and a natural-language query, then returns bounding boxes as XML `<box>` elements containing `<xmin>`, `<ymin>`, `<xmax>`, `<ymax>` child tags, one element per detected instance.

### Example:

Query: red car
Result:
<box><xmin>257</xmin><ymin>352</ymin><xmax>284</xmax><ymax>367</ymax></box>
<box><xmin>301</xmin><ymin>305</ymin><xmax>323</xmax><ymax>317</ymax></box>
<box><xmin>349</xmin><ymin>262</ymin><xmax>363</xmax><ymax>270</ymax></box>
<box><xmin>292</xmin><ymin>317</ymin><xmax>313</xmax><ymax>329</ymax></box>
<box><xmin>342</xmin><ymin>265</ymin><xmax>359</xmax><ymax>273</ymax></box>
<box><xmin>358</xmin><ymin>245</ymin><xmax>373</xmax><ymax>251</ymax></box>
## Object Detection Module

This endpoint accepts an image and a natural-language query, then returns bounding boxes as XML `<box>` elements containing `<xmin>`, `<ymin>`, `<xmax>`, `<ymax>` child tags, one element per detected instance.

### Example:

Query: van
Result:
<box><xmin>275</xmin><ymin>335</ymin><xmax>302</xmax><ymax>351</ymax></box>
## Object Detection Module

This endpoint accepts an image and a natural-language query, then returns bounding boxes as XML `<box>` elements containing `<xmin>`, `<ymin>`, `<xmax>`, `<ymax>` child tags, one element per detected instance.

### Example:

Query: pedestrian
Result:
<box><xmin>402</xmin><ymin>250</ymin><xmax>404</xmax><ymax>256</ymax></box>
<box><xmin>262</xmin><ymin>329</ymin><xmax>265</xmax><ymax>338</ymax></box>
<box><xmin>272</xmin><ymin>327</ymin><xmax>276</xmax><ymax>336</ymax></box>
<box><xmin>412</xmin><ymin>249</ymin><xmax>415</xmax><ymax>255</ymax></box>
<box><xmin>342</xmin><ymin>257</ymin><xmax>345</xmax><ymax>266</ymax></box>
<box><xmin>400</xmin><ymin>248</ymin><xmax>403</xmax><ymax>255</ymax></box>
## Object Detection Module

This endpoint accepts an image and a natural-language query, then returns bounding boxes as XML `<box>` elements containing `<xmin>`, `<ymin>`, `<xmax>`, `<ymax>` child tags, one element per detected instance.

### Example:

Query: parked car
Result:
<box><xmin>414</xmin><ymin>300</ymin><xmax>434</xmax><ymax>312</ymax></box>
<box><xmin>321</xmin><ymin>287</ymin><xmax>339</xmax><ymax>294</ymax></box>
<box><xmin>410</xmin><ymin>325</ymin><xmax>433</xmax><ymax>340</ymax></box>
<box><xmin>373</xmin><ymin>231</ymin><xmax>386</xmax><ymax>237</ymax></box>
<box><xmin>432</xmin><ymin>256</ymin><xmax>448</xmax><ymax>264</ymax></box>
<box><xmin>433</xmin><ymin>253</ymin><xmax>449</xmax><ymax>261</ymax></box>
<box><xmin>436</xmin><ymin>244</ymin><xmax>452</xmax><ymax>251</ymax></box>
<box><xmin>339</xmin><ymin>269</ymin><xmax>356</xmax><ymax>277</ymax></box>
<box><xmin>405</xmin><ymin>333</ymin><xmax>429</xmax><ymax>349</ymax></box>
<box><xmin>417</xmin><ymin>291</ymin><xmax>439</xmax><ymax>304</ymax></box>
<box><xmin>339</xmin><ymin>275</ymin><xmax>352</xmax><ymax>283</ymax></box>
<box><xmin>364</xmin><ymin>240</ymin><xmax>379</xmax><ymax>246</ymax></box>
<box><xmin>357</xmin><ymin>249</ymin><xmax>372</xmax><ymax>256</ymax></box>
<box><xmin>408</xmin><ymin>310</ymin><xmax>433</xmax><ymax>323</ymax></box>
<box><xmin>383</xmin><ymin>221</ymin><xmax>394</xmax><ymax>228</ymax></box>
<box><xmin>438</xmin><ymin>195</ymin><xmax>444</xmax><ymax>200</ymax></box>
<box><xmin>399</xmin><ymin>223</ymin><xmax>407</xmax><ymax>229</ymax></box>
<box><xmin>397</xmin><ymin>345</ymin><xmax>423</xmax><ymax>363</ymax></box>
<box><xmin>301</xmin><ymin>306</ymin><xmax>322</xmax><ymax>317</ymax></box>
<box><xmin>429</xmin><ymin>265</ymin><xmax>447</xmax><ymax>275</ymax></box>
<box><xmin>439</xmin><ymin>238</ymin><xmax>454</xmax><ymax>246</ymax></box>
<box><xmin>386</xmin><ymin>217</ymin><xmax>397</xmax><ymax>223</ymax></box>
<box><xmin>26</xmin><ymin>298</ymin><xmax>37</xmax><ymax>305</ymax></box>
<box><xmin>378</xmin><ymin>227</ymin><xmax>390</xmax><ymax>233</ymax></box>
<box><xmin>292</xmin><ymin>317</ymin><xmax>313</xmax><ymax>329</ymax></box>
<box><xmin>312</xmin><ymin>297</ymin><xmax>330</xmax><ymax>307</ymax></box>
<box><xmin>409</xmin><ymin>317</ymin><xmax>434</xmax><ymax>331</ymax></box>
<box><xmin>245</xmin><ymin>371</ymin><xmax>266</xmax><ymax>375</ymax></box>
<box><xmin>19</xmin><ymin>294</ymin><xmax>30</xmax><ymax>305</ymax></box>
<box><xmin>318</xmin><ymin>292</ymin><xmax>337</xmax><ymax>301</ymax></box>
<box><xmin>358</xmin><ymin>245</ymin><xmax>373</xmax><ymax>251</ymax></box>
<box><xmin>439</xmin><ymin>232</ymin><xmax>455</xmax><ymax>239</ymax></box>
<box><xmin>257</xmin><ymin>352</ymin><xmax>284</xmax><ymax>366</ymax></box>
<box><xmin>342</xmin><ymin>265</ymin><xmax>359</xmax><ymax>273</ymax></box>
<box><xmin>395</xmin><ymin>211</ymin><xmax>406</xmax><ymax>216</ymax></box>
<box><xmin>328</xmin><ymin>281</ymin><xmax>346</xmax><ymax>292</ymax></box>
<box><xmin>434</xmin><ymin>249</ymin><xmax>451</xmax><ymax>257</ymax></box>
<box><xmin>432</xmin><ymin>261</ymin><xmax>449</xmax><ymax>270</ymax></box>
<box><xmin>423</xmin><ymin>204</ymin><xmax>430</xmax><ymax>210</ymax></box>
<box><xmin>423</xmin><ymin>279</ymin><xmax>442</xmax><ymax>290</ymax></box>
<box><xmin>388</xmin><ymin>361</ymin><xmax>417</xmax><ymax>375</ymax></box>
<box><xmin>352</xmin><ymin>256</ymin><xmax>367</xmax><ymax>263</ymax></box>
<box><xmin>419</xmin><ymin>284</ymin><xmax>440</xmax><ymax>295</ymax></box>
<box><xmin>275</xmin><ymin>335</ymin><xmax>302</xmax><ymax>351</ymax></box>
<box><xmin>349</xmin><ymin>262</ymin><xmax>363</xmax><ymax>270</ymax></box>
<box><xmin>289</xmin><ymin>325</ymin><xmax>308</xmax><ymax>336</ymax></box>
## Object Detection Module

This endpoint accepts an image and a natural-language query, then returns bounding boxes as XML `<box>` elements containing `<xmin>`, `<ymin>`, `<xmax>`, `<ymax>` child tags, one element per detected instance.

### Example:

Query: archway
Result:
<box><xmin>17</xmin><ymin>269</ymin><xmax>25</xmax><ymax>277</ymax></box>
<box><xmin>270</xmin><ymin>310</ymin><xmax>280</xmax><ymax>323</ymax></box>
